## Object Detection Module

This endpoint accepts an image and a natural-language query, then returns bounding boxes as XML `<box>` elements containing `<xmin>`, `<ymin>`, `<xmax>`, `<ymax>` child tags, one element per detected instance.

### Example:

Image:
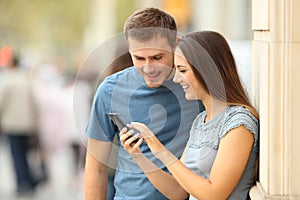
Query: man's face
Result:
<box><xmin>128</xmin><ymin>36</ymin><xmax>174</xmax><ymax>88</ymax></box>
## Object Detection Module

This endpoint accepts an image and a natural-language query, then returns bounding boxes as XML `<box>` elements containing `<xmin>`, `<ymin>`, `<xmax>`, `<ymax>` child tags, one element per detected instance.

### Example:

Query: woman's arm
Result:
<box><xmin>131</xmin><ymin>122</ymin><xmax>254</xmax><ymax>200</ymax></box>
<box><xmin>120</xmin><ymin>128</ymin><xmax>188</xmax><ymax>200</ymax></box>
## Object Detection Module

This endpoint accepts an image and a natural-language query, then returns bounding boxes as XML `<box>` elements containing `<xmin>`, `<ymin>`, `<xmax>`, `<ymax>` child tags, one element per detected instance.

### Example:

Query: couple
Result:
<box><xmin>85</xmin><ymin>7</ymin><xmax>259</xmax><ymax>200</ymax></box>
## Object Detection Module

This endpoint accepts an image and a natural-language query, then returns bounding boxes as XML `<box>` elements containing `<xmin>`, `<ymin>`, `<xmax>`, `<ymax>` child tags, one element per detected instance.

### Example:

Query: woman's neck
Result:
<box><xmin>202</xmin><ymin>96</ymin><xmax>227</xmax><ymax>123</ymax></box>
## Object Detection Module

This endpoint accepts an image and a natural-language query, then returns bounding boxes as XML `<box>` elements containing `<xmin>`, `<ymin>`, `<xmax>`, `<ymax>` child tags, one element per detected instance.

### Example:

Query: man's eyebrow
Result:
<box><xmin>155</xmin><ymin>53</ymin><xmax>164</xmax><ymax>56</ymax></box>
<box><xmin>150</xmin><ymin>53</ymin><xmax>164</xmax><ymax>58</ymax></box>
<box><xmin>132</xmin><ymin>53</ymin><xmax>164</xmax><ymax>59</ymax></box>
<box><xmin>132</xmin><ymin>54</ymin><xmax>144</xmax><ymax>58</ymax></box>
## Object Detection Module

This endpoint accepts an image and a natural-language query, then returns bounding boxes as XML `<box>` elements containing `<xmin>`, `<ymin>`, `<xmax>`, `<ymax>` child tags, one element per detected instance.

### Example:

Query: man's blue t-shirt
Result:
<box><xmin>86</xmin><ymin>67</ymin><xmax>203</xmax><ymax>200</ymax></box>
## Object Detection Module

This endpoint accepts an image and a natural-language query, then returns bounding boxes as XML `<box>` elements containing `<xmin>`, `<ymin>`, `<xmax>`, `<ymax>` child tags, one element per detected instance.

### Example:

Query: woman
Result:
<box><xmin>120</xmin><ymin>31</ymin><xmax>259</xmax><ymax>200</ymax></box>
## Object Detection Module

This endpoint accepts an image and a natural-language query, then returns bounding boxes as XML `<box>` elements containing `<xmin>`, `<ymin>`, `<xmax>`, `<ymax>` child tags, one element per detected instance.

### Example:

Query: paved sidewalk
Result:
<box><xmin>0</xmin><ymin>137</ymin><xmax>84</xmax><ymax>200</ymax></box>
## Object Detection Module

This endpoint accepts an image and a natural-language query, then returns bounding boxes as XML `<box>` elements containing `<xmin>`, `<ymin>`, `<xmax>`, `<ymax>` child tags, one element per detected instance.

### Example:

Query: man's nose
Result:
<box><xmin>142</xmin><ymin>63</ymin><xmax>156</xmax><ymax>73</ymax></box>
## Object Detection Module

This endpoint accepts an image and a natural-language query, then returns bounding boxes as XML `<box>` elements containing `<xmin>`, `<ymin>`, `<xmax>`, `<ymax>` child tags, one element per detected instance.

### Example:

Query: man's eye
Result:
<box><xmin>136</xmin><ymin>57</ymin><xmax>145</xmax><ymax>61</ymax></box>
<box><xmin>153</xmin><ymin>56</ymin><xmax>162</xmax><ymax>60</ymax></box>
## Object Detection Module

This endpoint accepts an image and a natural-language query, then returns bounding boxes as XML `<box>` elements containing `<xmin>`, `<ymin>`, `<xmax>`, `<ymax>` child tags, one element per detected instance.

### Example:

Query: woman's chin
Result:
<box><xmin>185</xmin><ymin>93</ymin><xmax>197</xmax><ymax>101</ymax></box>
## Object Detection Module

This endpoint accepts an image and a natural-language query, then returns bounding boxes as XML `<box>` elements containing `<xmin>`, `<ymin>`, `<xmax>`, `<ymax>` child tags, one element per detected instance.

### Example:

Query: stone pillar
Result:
<box><xmin>250</xmin><ymin>0</ymin><xmax>300</xmax><ymax>199</ymax></box>
<box><xmin>191</xmin><ymin>0</ymin><xmax>250</xmax><ymax>39</ymax></box>
<box><xmin>84</xmin><ymin>0</ymin><xmax>117</xmax><ymax>51</ymax></box>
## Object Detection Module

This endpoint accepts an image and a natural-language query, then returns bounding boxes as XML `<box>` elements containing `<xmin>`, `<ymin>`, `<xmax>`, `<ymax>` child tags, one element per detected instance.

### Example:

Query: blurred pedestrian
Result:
<box><xmin>0</xmin><ymin>54</ymin><xmax>42</xmax><ymax>196</ymax></box>
<box><xmin>31</xmin><ymin>60</ymin><xmax>68</xmax><ymax>192</ymax></box>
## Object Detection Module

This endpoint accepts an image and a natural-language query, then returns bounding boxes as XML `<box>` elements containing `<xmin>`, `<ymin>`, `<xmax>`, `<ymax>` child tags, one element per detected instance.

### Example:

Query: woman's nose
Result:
<box><xmin>173</xmin><ymin>71</ymin><xmax>181</xmax><ymax>83</ymax></box>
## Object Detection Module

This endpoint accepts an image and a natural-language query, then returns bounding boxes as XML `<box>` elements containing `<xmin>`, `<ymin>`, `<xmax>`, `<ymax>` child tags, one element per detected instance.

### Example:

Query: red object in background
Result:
<box><xmin>0</xmin><ymin>46</ymin><xmax>12</xmax><ymax>67</ymax></box>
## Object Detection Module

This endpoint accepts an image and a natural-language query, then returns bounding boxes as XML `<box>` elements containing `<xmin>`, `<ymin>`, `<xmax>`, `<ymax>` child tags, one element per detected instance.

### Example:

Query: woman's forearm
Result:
<box><xmin>132</xmin><ymin>153</ymin><xmax>188</xmax><ymax>200</ymax></box>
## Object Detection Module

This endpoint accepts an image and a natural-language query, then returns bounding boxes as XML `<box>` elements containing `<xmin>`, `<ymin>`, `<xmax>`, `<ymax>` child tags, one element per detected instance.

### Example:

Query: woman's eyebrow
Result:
<box><xmin>176</xmin><ymin>64</ymin><xmax>186</xmax><ymax>69</ymax></box>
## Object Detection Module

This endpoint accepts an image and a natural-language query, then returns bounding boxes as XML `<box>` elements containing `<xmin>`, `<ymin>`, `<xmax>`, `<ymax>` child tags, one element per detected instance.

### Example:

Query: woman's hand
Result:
<box><xmin>129</xmin><ymin>122</ymin><xmax>165</xmax><ymax>153</ymax></box>
<box><xmin>120</xmin><ymin>127</ymin><xmax>143</xmax><ymax>154</ymax></box>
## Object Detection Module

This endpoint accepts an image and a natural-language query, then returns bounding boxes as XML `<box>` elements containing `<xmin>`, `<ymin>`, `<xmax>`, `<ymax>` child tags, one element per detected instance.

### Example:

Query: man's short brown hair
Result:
<box><xmin>124</xmin><ymin>7</ymin><xmax>177</xmax><ymax>48</ymax></box>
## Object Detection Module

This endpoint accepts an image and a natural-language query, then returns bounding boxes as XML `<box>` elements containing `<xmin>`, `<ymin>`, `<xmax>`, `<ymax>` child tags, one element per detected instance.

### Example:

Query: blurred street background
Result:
<box><xmin>0</xmin><ymin>0</ymin><xmax>252</xmax><ymax>199</ymax></box>
<box><xmin>0</xmin><ymin>137</ymin><xmax>84</xmax><ymax>200</ymax></box>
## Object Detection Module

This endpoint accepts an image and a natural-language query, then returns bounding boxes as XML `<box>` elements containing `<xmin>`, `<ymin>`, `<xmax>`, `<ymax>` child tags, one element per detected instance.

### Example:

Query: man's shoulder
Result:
<box><xmin>100</xmin><ymin>66</ymin><xmax>143</xmax><ymax>90</ymax></box>
<box><xmin>105</xmin><ymin>66</ymin><xmax>136</xmax><ymax>82</ymax></box>
<box><xmin>96</xmin><ymin>67</ymin><xmax>137</xmax><ymax>96</ymax></box>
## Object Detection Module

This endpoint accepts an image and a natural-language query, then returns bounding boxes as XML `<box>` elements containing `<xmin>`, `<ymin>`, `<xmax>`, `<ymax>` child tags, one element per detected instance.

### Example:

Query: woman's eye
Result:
<box><xmin>179</xmin><ymin>70</ymin><xmax>187</xmax><ymax>73</ymax></box>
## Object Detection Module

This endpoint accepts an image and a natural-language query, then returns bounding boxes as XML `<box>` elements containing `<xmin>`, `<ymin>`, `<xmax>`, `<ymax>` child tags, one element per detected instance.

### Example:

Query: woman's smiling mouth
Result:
<box><xmin>182</xmin><ymin>85</ymin><xmax>190</xmax><ymax>91</ymax></box>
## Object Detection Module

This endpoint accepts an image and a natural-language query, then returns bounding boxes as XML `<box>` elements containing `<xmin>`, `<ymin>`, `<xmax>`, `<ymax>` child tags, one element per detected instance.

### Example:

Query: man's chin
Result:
<box><xmin>146</xmin><ymin>82</ymin><xmax>162</xmax><ymax>88</ymax></box>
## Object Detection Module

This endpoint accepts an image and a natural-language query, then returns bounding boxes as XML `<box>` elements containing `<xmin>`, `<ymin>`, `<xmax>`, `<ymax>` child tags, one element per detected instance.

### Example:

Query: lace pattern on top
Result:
<box><xmin>187</xmin><ymin>106</ymin><xmax>259</xmax><ymax>152</ymax></box>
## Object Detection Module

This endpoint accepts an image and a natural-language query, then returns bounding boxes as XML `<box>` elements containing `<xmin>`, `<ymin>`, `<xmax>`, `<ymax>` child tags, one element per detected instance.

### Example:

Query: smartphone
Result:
<box><xmin>108</xmin><ymin>113</ymin><xmax>139</xmax><ymax>143</ymax></box>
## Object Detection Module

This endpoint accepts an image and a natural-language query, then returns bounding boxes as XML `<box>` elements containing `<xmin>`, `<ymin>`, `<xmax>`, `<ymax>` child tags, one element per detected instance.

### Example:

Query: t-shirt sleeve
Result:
<box><xmin>220</xmin><ymin>107</ymin><xmax>259</xmax><ymax>152</ymax></box>
<box><xmin>85</xmin><ymin>80</ymin><xmax>116</xmax><ymax>142</ymax></box>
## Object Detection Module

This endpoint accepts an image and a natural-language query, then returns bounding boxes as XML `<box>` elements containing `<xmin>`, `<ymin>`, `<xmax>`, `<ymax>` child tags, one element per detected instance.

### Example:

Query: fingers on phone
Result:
<box><xmin>120</xmin><ymin>127</ymin><xmax>128</xmax><ymax>133</ymax></box>
<box><xmin>120</xmin><ymin>129</ymin><xmax>128</xmax><ymax>144</ymax></box>
<box><xmin>120</xmin><ymin>130</ymin><xmax>133</xmax><ymax>143</ymax></box>
<box><xmin>125</xmin><ymin>133</ymin><xmax>139</xmax><ymax>145</ymax></box>
<box><xmin>129</xmin><ymin>137</ymin><xmax>143</xmax><ymax>151</ymax></box>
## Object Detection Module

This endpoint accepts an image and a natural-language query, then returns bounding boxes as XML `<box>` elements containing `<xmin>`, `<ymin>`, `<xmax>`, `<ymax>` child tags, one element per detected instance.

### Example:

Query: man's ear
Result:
<box><xmin>173</xmin><ymin>37</ymin><xmax>180</xmax><ymax>50</ymax></box>
<box><xmin>175</xmin><ymin>37</ymin><xmax>180</xmax><ymax>44</ymax></box>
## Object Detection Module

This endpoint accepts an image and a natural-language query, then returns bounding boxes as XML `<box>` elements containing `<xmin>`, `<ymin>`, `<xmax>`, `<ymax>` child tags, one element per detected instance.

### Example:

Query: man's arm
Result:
<box><xmin>84</xmin><ymin>138</ymin><xmax>112</xmax><ymax>200</ymax></box>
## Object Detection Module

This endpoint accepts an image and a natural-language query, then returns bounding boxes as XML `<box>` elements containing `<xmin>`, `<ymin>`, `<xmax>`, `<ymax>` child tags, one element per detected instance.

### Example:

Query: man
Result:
<box><xmin>84</xmin><ymin>7</ymin><xmax>203</xmax><ymax>200</ymax></box>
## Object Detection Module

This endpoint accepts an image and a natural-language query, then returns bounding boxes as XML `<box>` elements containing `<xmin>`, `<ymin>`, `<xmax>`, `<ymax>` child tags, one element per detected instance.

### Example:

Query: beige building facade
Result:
<box><xmin>85</xmin><ymin>0</ymin><xmax>300</xmax><ymax>198</ymax></box>
<box><xmin>250</xmin><ymin>0</ymin><xmax>300</xmax><ymax>199</ymax></box>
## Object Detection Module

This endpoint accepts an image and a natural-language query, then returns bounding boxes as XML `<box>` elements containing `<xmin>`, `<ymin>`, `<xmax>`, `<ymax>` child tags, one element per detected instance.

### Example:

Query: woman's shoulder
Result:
<box><xmin>225</xmin><ymin>106</ymin><xmax>257</xmax><ymax>121</ymax></box>
<box><xmin>221</xmin><ymin>105</ymin><xmax>259</xmax><ymax>139</ymax></box>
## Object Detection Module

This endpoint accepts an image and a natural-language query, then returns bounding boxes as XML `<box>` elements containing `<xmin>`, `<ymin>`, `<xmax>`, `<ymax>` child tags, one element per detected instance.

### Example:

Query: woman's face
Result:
<box><xmin>173</xmin><ymin>48</ymin><xmax>205</xmax><ymax>100</ymax></box>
